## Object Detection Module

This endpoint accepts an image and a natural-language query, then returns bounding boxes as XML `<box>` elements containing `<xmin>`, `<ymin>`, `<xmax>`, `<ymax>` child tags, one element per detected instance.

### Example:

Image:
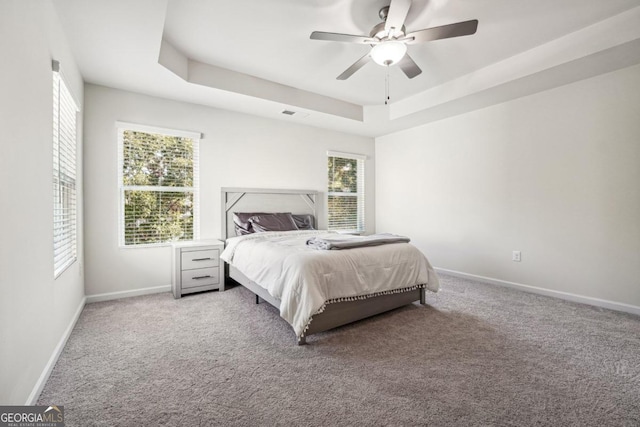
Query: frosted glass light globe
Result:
<box><xmin>370</xmin><ymin>41</ymin><xmax>407</xmax><ymax>66</ymax></box>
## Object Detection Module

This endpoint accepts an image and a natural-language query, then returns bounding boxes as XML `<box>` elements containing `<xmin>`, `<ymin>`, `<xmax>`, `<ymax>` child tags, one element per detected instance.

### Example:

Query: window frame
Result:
<box><xmin>116</xmin><ymin>122</ymin><xmax>201</xmax><ymax>248</ymax></box>
<box><xmin>327</xmin><ymin>150</ymin><xmax>366</xmax><ymax>234</ymax></box>
<box><xmin>53</xmin><ymin>60</ymin><xmax>79</xmax><ymax>278</ymax></box>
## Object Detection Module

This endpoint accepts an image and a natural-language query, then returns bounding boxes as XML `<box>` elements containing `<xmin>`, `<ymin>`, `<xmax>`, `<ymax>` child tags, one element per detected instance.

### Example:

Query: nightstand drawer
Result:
<box><xmin>181</xmin><ymin>267</ymin><xmax>220</xmax><ymax>289</ymax></box>
<box><xmin>181</xmin><ymin>249</ymin><xmax>219</xmax><ymax>270</ymax></box>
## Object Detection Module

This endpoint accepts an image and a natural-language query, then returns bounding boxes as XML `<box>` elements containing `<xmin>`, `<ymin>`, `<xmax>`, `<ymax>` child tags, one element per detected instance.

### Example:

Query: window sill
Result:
<box><xmin>119</xmin><ymin>242</ymin><xmax>178</xmax><ymax>249</ymax></box>
<box><xmin>54</xmin><ymin>257</ymin><xmax>77</xmax><ymax>279</ymax></box>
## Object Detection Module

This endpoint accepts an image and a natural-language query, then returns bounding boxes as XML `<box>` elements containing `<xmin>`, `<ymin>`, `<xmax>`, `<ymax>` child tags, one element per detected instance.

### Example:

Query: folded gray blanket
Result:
<box><xmin>306</xmin><ymin>233</ymin><xmax>410</xmax><ymax>250</ymax></box>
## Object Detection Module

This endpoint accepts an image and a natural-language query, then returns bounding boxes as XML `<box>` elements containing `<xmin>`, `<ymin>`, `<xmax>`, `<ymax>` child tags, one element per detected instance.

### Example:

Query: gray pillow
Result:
<box><xmin>249</xmin><ymin>213</ymin><xmax>298</xmax><ymax>233</ymax></box>
<box><xmin>292</xmin><ymin>214</ymin><xmax>315</xmax><ymax>230</ymax></box>
<box><xmin>233</xmin><ymin>212</ymin><xmax>270</xmax><ymax>235</ymax></box>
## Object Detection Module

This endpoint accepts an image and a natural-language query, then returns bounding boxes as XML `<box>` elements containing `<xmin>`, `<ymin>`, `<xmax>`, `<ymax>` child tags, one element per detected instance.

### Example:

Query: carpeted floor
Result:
<box><xmin>38</xmin><ymin>274</ymin><xmax>640</xmax><ymax>426</ymax></box>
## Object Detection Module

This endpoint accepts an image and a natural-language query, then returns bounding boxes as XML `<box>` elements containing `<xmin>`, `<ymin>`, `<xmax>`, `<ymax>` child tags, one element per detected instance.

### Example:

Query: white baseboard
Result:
<box><xmin>26</xmin><ymin>296</ymin><xmax>86</xmax><ymax>405</ymax></box>
<box><xmin>435</xmin><ymin>267</ymin><xmax>640</xmax><ymax>317</ymax></box>
<box><xmin>86</xmin><ymin>285</ymin><xmax>171</xmax><ymax>303</ymax></box>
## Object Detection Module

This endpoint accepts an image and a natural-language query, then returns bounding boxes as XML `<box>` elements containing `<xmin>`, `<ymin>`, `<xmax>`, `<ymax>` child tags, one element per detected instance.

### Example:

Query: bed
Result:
<box><xmin>220</xmin><ymin>187</ymin><xmax>439</xmax><ymax>344</ymax></box>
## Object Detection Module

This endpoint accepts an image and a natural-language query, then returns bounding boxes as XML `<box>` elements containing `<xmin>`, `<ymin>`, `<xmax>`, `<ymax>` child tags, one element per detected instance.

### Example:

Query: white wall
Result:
<box><xmin>376</xmin><ymin>64</ymin><xmax>640</xmax><ymax>309</ymax></box>
<box><xmin>83</xmin><ymin>84</ymin><xmax>375</xmax><ymax>297</ymax></box>
<box><xmin>0</xmin><ymin>2</ymin><xmax>85</xmax><ymax>404</ymax></box>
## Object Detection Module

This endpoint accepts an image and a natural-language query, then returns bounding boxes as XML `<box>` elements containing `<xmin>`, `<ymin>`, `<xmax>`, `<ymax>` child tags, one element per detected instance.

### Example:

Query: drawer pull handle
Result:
<box><xmin>192</xmin><ymin>275</ymin><xmax>212</xmax><ymax>280</ymax></box>
<box><xmin>192</xmin><ymin>257</ymin><xmax>212</xmax><ymax>261</ymax></box>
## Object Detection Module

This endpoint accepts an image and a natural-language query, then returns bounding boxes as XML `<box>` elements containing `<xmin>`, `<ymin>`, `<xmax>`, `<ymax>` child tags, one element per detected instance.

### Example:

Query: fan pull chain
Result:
<box><xmin>385</xmin><ymin>67</ymin><xmax>390</xmax><ymax>105</ymax></box>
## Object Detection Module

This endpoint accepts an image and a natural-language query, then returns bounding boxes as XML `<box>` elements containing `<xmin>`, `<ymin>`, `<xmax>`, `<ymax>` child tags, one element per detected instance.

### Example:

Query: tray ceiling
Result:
<box><xmin>53</xmin><ymin>0</ymin><xmax>640</xmax><ymax>136</ymax></box>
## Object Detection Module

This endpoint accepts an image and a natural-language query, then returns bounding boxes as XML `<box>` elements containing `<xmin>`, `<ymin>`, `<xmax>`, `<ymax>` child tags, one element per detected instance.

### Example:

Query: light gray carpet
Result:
<box><xmin>38</xmin><ymin>274</ymin><xmax>640</xmax><ymax>426</ymax></box>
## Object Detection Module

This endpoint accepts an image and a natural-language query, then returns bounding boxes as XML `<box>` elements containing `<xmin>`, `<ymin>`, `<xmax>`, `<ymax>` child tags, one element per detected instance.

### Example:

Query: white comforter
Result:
<box><xmin>220</xmin><ymin>230</ymin><xmax>439</xmax><ymax>338</ymax></box>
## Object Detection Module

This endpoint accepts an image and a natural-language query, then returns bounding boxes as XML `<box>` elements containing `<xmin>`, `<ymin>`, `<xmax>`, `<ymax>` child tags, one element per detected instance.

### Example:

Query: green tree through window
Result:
<box><xmin>327</xmin><ymin>154</ymin><xmax>365</xmax><ymax>232</ymax></box>
<box><xmin>119</xmin><ymin>128</ymin><xmax>199</xmax><ymax>245</ymax></box>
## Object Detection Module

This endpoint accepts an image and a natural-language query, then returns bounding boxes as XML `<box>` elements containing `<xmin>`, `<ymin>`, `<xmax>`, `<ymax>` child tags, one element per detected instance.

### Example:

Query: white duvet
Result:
<box><xmin>220</xmin><ymin>230</ymin><xmax>440</xmax><ymax>338</ymax></box>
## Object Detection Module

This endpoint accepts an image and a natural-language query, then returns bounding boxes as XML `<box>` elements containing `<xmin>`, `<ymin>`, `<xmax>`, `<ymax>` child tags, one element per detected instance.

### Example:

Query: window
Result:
<box><xmin>327</xmin><ymin>151</ymin><xmax>365</xmax><ymax>233</ymax></box>
<box><xmin>53</xmin><ymin>61</ymin><xmax>79</xmax><ymax>277</ymax></box>
<box><xmin>117</xmin><ymin>122</ymin><xmax>200</xmax><ymax>246</ymax></box>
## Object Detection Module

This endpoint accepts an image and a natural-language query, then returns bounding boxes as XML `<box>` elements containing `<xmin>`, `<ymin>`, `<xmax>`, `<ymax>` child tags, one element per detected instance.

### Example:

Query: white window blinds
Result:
<box><xmin>117</xmin><ymin>123</ymin><xmax>201</xmax><ymax>246</ymax></box>
<box><xmin>327</xmin><ymin>151</ymin><xmax>365</xmax><ymax>232</ymax></box>
<box><xmin>53</xmin><ymin>61</ymin><xmax>79</xmax><ymax>277</ymax></box>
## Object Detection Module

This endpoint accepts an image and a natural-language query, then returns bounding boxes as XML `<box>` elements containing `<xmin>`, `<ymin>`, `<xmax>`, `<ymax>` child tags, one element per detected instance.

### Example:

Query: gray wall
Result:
<box><xmin>0</xmin><ymin>1</ymin><xmax>85</xmax><ymax>404</ymax></box>
<box><xmin>83</xmin><ymin>84</ymin><xmax>375</xmax><ymax>297</ymax></box>
<box><xmin>376</xmin><ymin>64</ymin><xmax>640</xmax><ymax>310</ymax></box>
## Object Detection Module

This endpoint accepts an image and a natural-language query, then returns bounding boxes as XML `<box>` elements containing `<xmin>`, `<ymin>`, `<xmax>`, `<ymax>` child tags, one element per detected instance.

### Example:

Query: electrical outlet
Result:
<box><xmin>512</xmin><ymin>251</ymin><xmax>521</xmax><ymax>262</ymax></box>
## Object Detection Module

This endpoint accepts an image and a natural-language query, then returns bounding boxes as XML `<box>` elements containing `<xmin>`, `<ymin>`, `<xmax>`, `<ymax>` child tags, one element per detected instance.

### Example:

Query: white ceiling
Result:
<box><xmin>53</xmin><ymin>0</ymin><xmax>640</xmax><ymax>137</ymax></box>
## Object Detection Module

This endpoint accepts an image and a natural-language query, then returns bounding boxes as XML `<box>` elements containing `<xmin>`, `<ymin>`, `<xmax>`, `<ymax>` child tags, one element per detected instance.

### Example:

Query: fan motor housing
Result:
<box><xmin>370</xmin><ymin>21</ymin><xmax>406</xmax><ymax>39</ymax></box>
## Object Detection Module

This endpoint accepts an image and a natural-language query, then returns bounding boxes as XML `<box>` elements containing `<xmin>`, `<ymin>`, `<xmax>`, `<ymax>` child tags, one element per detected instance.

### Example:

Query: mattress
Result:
<box><xmin>221</xmin><ymin>230</ymin><xmax>440</xmax><ymax>337</ymax></box>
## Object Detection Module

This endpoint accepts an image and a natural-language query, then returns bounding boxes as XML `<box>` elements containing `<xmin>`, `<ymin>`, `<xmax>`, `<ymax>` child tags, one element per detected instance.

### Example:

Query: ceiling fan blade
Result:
<box><xmin>385</xmin><ymin>0</ymin><xmax>411</xmax><ymax>34</ymax></box>
<box><xmin>337</xmin><ymin>53</ymin><xmax>371</xmax><ymax>80</ymax></box>
<box><xmin>310</xmin><ymin>31</ymin><xmax>375</xmax><ymax>44</ymax></box>
<box><xmin>398</xmin><ymin>54</ymin><xmax>422</xmax><ymax>79</ymax></box>
<box><xmin>405</xmin><ymin>19</ymin><xmax>478</xmax><ymax>44</ymax></box>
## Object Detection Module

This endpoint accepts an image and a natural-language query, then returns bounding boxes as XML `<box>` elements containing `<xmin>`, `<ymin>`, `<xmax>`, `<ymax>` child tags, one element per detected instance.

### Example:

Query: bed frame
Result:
<box><xmin>221</xmin><ymin>187</ymin><xmax>426</xmax><ymax>345</ymax></box>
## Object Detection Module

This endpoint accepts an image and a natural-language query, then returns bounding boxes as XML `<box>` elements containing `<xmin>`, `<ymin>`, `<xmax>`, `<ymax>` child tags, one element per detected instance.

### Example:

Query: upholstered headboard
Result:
<box><xmin>221</xmin><ymin>188</ymin><xmax>318</xmax><ymax>241</ymax></box>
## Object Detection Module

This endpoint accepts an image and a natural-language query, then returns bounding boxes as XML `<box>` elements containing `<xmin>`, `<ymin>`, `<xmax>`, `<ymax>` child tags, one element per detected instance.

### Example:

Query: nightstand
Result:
<box><xmin>172</xmin><ymin>239</ymin><xmax>225</xmax><ymax>298</ymax></box>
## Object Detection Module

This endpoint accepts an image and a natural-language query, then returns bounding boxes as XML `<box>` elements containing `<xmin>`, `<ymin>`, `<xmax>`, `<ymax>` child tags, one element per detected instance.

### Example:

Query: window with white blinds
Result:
<box><xmin>327</xmin><ymin>151</ymin><xmax>365</xmax><ymax>233</ymax></box>
<box><xmin>53</xmin><ymin>62</ymin><xmax>79</xmax><ymax>277</ymax></box>
<box><xmin>117</xmin><ymin>123</ymin><xmax>200</xmax><ymax>246</ymax></box>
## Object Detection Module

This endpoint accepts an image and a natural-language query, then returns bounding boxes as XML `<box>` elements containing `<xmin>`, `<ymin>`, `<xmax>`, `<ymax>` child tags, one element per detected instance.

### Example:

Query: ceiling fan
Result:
<box><xmin>310</xmin><ymin>0</ymin><xmax>478</xmax><ymax>80</ymax></box>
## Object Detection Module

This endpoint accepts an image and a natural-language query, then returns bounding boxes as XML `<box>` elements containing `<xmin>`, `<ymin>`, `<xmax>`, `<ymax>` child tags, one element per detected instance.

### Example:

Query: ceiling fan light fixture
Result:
<box><xmin>310</xmin><ymin>0</ymin><xmax>478</xmax><ymax>80</ymax></box>
<box><xmin>370</xmin><ymin>41</ymin><xmax>407</xmax><ymax>66</ymax></box>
